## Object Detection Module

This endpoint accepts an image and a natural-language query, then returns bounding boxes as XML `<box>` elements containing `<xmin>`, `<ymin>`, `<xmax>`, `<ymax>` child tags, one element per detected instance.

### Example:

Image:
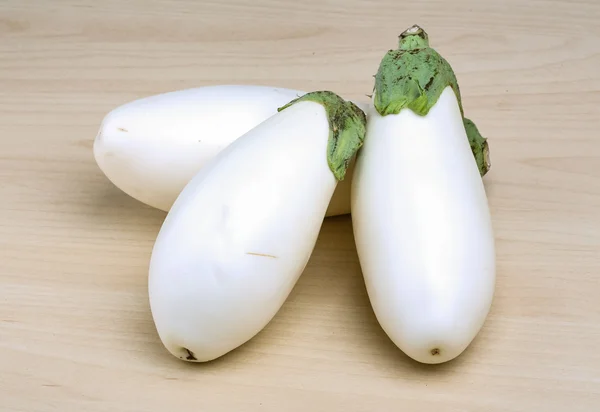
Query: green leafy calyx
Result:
<box><xmin>464</xmin><ymin>117</ymin><xmax>491</xmax><ymax>176</ymax></box>
<box><xmin>374</xmin><ymin>25</ymin><xmax>461</xmax><ymax>117</ymax></box>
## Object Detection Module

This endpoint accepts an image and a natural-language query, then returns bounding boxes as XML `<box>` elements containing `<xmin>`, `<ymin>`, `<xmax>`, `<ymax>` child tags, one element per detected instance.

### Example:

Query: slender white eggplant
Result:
<box><xmin>148</xmin><ymin>91</ymin><xmax>366</xmax><ymax>362</ymax></box>
<box><xmin>93</xmin><ymin>85</ymin><xmax>365</xmax><ymax>216</ymax></box>
<box><xmin>351</xmin><ymin>25</ymin><xmax>495</xmax><ymax>364</ymax></box>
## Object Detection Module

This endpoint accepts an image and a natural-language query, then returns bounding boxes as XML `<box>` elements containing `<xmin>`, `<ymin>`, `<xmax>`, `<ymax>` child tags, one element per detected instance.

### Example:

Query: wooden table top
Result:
<box><xmin>1</xmin><ymin>1</ymin><xmax>599</xmax><ymax>410</ymax></box>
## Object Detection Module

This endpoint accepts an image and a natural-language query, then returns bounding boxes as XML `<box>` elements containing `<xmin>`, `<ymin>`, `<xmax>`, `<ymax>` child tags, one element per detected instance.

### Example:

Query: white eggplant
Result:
<box><xmin>148</xmin><ymin>91</ymin><xmax>366</xmax><ymax>362</ymax></box>
<box><xmin>93</xmin><ymin>85</ymin><xmax>365</xmax><ymax>216</ymax></box>
<box><xmin>351</xmin><ymin>25</ymin><xmax>495</xmax><ymax>364</ymax></box>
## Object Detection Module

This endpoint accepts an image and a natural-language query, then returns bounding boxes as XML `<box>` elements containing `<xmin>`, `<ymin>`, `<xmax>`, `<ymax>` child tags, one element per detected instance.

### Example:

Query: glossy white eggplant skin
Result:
<box><xmin>93</xmin><ymin>85</ymin><xmax>362</xmax><ymax>216</ymax></box>
<box><xmin>148</xmin><ymin>100</ymin><xmax>337</xmax><ymax>362</ymax></box>
<box><xmin>351</xmin><ymin>86</ymin><xmax>495</xmax><ymax>364</ymax></box>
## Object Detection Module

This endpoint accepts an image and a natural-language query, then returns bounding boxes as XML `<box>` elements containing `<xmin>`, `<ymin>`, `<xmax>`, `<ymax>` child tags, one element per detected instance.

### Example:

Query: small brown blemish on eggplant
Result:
<box><xmin>184</xmin><ymin>348</ymin><xmax>197</xmax><ymax>361</ymax></box>
<box><xmin>246</xmin><ymin>252</ymin><xmax>277</xmax><ymax>259</ymax></box>
<box><xmin>117</xmin><ymin>127</ymin><xmax>128</xmax><ymax>132</ymax></box>
<box><xmin>430</xmin><ymin>348</ymin><xmax>440</xmax><ymax>356</ymax></box>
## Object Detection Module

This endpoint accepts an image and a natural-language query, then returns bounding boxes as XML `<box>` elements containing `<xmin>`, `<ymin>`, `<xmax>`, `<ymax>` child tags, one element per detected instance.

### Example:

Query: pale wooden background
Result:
<box><xmin>1</xmin><ymin>0</ymin><xmax>599</xmax><ymax>411</ymax></box>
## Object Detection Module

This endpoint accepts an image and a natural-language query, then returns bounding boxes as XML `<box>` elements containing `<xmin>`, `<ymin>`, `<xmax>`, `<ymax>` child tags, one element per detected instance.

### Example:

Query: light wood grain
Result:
<box><xmin>1</xmin><ymin>0</ymin><xmax>599</xmax><ymax>410</ymax></box>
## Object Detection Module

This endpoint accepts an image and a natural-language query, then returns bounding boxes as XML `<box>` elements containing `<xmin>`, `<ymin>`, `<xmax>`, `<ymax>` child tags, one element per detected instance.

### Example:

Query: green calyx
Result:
<box><xmin>373</xmin><ymin>24</ymin><xmax>491</xmax><ymax>176</ymax></box>
<box><xmin>373</xmin><ymin>24</ymin><xmax>461</xmax><ymax>118</ymax></box>
<box><xmin>464</xmin><ymin>117</ymin><xmax>491</xmax><ymax>176</ymax></box>
<box><xmin>278</xmin><ymin>91</ymin><xmax>366</xmax><ymax>181</ymax></box>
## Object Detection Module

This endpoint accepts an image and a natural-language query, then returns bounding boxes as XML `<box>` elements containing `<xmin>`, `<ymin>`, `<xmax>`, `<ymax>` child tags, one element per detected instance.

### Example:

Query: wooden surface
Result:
<box><xmin>1</xmin><ymin>0</ymin><xmax>599</xmax><ymax>410</ymax></box>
